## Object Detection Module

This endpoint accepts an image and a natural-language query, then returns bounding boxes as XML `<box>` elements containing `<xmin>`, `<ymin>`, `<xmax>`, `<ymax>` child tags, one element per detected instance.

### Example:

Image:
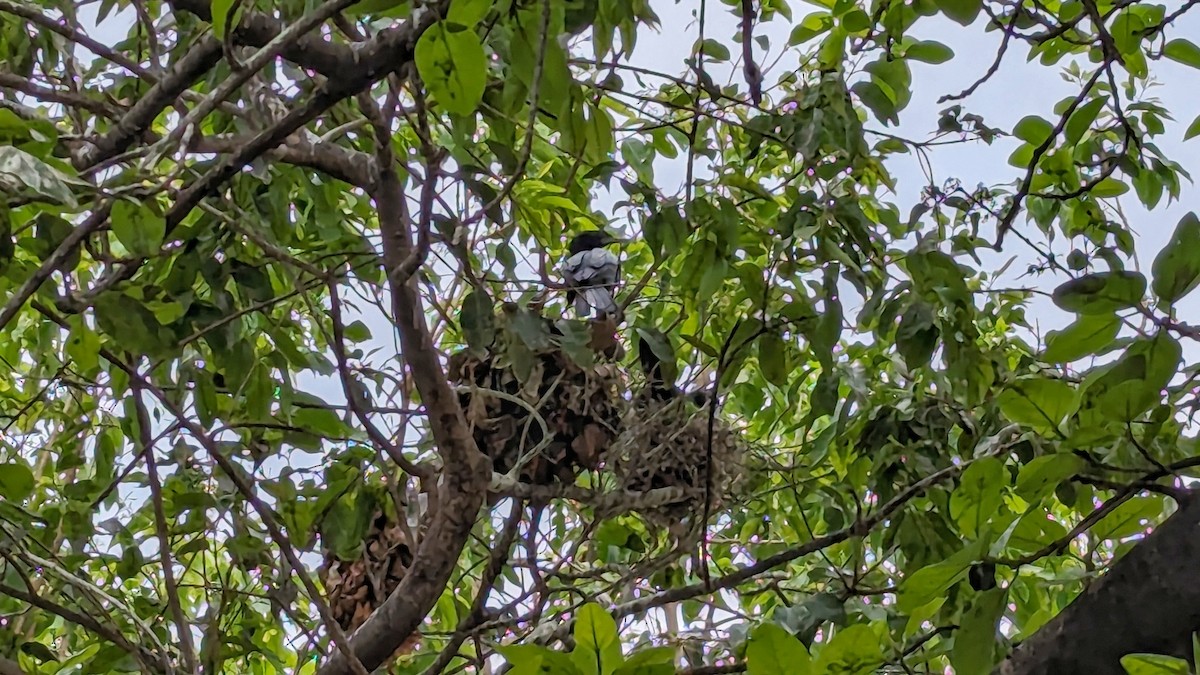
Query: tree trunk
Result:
<box><xmin>997</xmin><ymin>490</ymin><xmax>1200</xmax><ymax>675</ymax></box>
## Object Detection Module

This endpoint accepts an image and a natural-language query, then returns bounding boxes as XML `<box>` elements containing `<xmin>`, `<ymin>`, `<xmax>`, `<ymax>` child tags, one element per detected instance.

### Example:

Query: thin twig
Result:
<box><xmin>993</xmin><ymin>67</ymin><xmax>1105</xmax><ymax>249</ymax></box>
<box><xmin>939</xmin><ymin>8</ymin><xmax>1018</xmax><ymax>103</ymax></box>
<box><xmin>134</xmin><ymin>385</ymin><xmax>199</xmax><ymax>673</ymax></box>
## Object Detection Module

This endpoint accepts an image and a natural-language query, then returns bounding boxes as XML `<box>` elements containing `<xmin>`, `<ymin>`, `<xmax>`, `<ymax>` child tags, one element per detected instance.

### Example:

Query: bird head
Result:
<box><xmin>567</xmin><ymin>229</ymin><xmax>622</xmax><ymax>255</ymax></box>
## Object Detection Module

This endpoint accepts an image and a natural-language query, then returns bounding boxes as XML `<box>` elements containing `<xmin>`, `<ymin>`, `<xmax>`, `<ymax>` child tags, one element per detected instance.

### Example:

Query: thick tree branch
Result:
<box><xmin>194</xmin><ymin>134</ymin><xmax>375</xmax><ymax>189</ymax></box>
<box><xmin>155</xmin><ymin>0</ymin><xmax>360</xmax><ymax>159</ymax></box>
<box><xmin>998</xmin><ymin>491</ymin><xmax>1200</xmax><ymax>674</ymax></box>
<box><xmin>0</xmin><ymin>73</ymin><xmax>122</xmax><ymax>118</ymax></box>
<box><xmin>74</xmin><ymin>37</ymin><xmax>223</xmax><ymax>170</ymax></box>
<box><xmin>167</xmin><ymin>0</ymin><xmax>360</xmax><ymax>76</ymax></box>
<box><xmin>317</xmin><ymin>119</ymin><xmax>490</xmax><ymax>675</ymax></box>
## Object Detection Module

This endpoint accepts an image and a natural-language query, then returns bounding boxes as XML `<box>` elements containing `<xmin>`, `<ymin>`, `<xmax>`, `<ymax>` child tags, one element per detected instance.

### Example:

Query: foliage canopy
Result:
<box><xmin>1</xmin><ymin>0</ymin><xmax>1200</xmax><ymax>673</ymax></box>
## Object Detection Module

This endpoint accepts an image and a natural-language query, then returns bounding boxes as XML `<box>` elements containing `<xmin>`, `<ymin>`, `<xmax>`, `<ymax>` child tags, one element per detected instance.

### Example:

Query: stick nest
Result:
<box><xmin>448</xmin><ymin>311</ymin><xmax>626</xmax><ymax>487</ymax></box>
<box><xmin>319</xmin><ymin>509</ymin><xmax>421</xmax><ymax>655</ymax></box>
<box><xmin>609</xmin><ymin>395</ymin><xmax>747</xmax><ymax>527</ymax></box>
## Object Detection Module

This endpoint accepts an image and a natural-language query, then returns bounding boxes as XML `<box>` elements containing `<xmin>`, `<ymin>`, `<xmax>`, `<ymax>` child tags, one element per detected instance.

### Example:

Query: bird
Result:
<box><xmin>561</xmin><ymin>230</ymin><xmax>622</xmax><ymax>320</ymax></box>
<box><xmin>636</xmin><ymin>329</ymin><xmax>710</xmax><ymax>407</ymax></box>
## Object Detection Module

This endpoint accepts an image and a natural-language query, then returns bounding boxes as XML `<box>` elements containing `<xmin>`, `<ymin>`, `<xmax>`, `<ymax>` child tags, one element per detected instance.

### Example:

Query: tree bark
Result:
<box><xmin>997</xmin><ymin>490</ymin><xmax>1200</xmax><ymax>675</ymax></box>
<box><xmin>316</xmin><ymin>147</ymin><xmax>490</xmax><ymax>675</ymax></box>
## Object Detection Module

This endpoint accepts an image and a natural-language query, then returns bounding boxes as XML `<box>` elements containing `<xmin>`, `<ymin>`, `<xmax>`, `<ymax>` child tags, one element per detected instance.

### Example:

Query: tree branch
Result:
<box><xmin>998</xmin><ymin>490</ymin><xmax>1200</xmax><ymax>674</ymax></box>
<box><xmin>531</xmin><ymin>427</ymin><xmax>1021</xmax><ymax>644</ymax></box>
<box><xmin>317</xmin><ymin>64</ymin><xmax>490</xmax><ymax>671</ymax></box>
<box><xmin>193</xmin><ymin>133</ymin><xmax>375</xmax><ymax>189</ymax></box>
<box><xmin>133</xmin><ymin>385</ymin><xmax>199</xmax><ymax>673</ymax></box>
<box><xmin>74</xmin><ymin>36</ymin><xmax>222</xmax><ymax>170</ymax></box>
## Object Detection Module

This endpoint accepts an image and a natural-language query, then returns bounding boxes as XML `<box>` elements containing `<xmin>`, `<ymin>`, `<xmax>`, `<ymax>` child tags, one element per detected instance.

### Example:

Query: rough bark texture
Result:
<box><xmin>997</xmin><ymin>491</ymin><xmax>1200</xmax><ymax>675</ymax></box>
<box><xmin>316</xmin><ymin>161</ymin><xmax>490</xmax><ymax>675</ymax></box>
<box><xmin>75</xmin><ymin>36</ymin><xmax>222</xmax><ymax>169</ymax></box>
<box><xmin>167</xmin><ymin>0</ymin><xmax>359</xmax><ymax>75</ymax></box>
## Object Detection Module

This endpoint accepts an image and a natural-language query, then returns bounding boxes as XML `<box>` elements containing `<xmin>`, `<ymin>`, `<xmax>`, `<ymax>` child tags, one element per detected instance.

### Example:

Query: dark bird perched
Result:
<box><xmin>562</xmin><ymin>230</ymin><xmax>622</xmax><ymax>319</ymax></box>
<box><xmin>636</xmin><ymin>329</ymin><xmax>710</xmax><ymax>408</ymax></box>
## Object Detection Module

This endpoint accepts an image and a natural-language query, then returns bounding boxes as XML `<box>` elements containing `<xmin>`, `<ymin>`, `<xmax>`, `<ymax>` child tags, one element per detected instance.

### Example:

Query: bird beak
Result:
<box><xmin>602</xmin><ymin>233</ymin><xmax>626</xmax><ymax>246</ymax></box>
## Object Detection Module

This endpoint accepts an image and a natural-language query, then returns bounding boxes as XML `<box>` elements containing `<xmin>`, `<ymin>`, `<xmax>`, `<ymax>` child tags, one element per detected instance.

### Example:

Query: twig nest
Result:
<box><xmin>609</xmin><ymin>394</ymin><xmax>746</xmax><ymax>528</ymax></box>
<box><xmin>448</xmin><ymin>306</ymin><xmax>626</xmax><ymax>487</ymax></box>
<box><xmin>319</xmin><ymin>509</ymin><xmax>420</xmax><ymax>654</ymax></box>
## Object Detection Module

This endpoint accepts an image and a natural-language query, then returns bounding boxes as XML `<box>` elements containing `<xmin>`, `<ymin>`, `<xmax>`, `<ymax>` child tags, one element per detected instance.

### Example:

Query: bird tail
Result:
<box><xmin>582</xmin><ymin>287</ymin><xmax>617</xmax><ymax>317</ymax></box>
<box><xmin>573</xmin><ymin>292</ymin><xmax>591</xmax><ymax>316</ymax></box>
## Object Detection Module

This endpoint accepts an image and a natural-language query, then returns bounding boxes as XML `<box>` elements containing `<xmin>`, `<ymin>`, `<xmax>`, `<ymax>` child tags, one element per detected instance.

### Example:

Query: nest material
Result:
<box><xmin>609</xmin><ymin>395</ymin><xmax>747</xmax><ymax>527</ymax></box>
<box><xmin>319</xmin><ymin>510</ymin><xmax>420</xmax><ymax>654</ymax></box>
<box><xmin>448</xmin><ymin>313</ymin><xmax>626</xmax><ymax>488</ymax></box>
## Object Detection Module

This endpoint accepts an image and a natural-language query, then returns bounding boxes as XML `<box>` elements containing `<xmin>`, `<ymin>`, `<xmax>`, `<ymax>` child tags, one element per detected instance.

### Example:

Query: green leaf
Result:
<box><xmin>634</xmin><ymin>327</ymin><xmax>677</xmax><ymax>382</ymax></box>
<box><xmin>1016</xmin><ymin>453</ymin><xmax>1084</xmax><ymax>504</ymax></box>
<box><xmin>1151</xmin><ymin>212</ymin><xmax>1200</xmax><ymax>304</ymax></box>
<box><xmin>321</xmin><ymin>491</ymin><xmax>375</xmax><ymax>560</ymax></box>
<box><xmin>1088</xmin><ymin>331</ymin><xmax>1182</xmax><ymax>421</ymax></box>
<box><xmin>758</xmin><ymin>333</ymin><xmax>789</xmax><ymax>388</ymax></box>
<box><xmin>898</xmin><ymin>558</ymin><xmax>969</xmax><ymax>613</ymax></box>
<box><xmin>613</xmin><ymin>647</ymin><xmax>675</xmax><ymax>674</ymax></box>
<box><xmin>343</xmin><ymin>320</ymin><xmax>372</xmax><ymax>343</ymax></box>
<box><xmin>1193</xmin><ymin>633</ymin><xmax>1200</xmax><ymax>674</ymax></box>
<box><xmin>210</xmin><ymin>0</ymin><xmax>236</xmax><ymax>37</ymax></box>
<box><xmin>997</xmin><ymin>377</ymin><xmax>1074</xmax><ymax>432</ymax></box>
<box><xmin>810</xmin><ymin>370</ymin><xmax>839</xmax><ymax>418</ymax></box>
<box><xmin>896</xmin><ymin>300</ymin><xmax>940</xmax><ymax>367</ymax></box>
<box><xmin>643</xmin><ymin>206</ymin><xmax>685</xmax><ymax>261</ymax></box>
<box><xmin>574</xmin><ymin>603</ymin><xmax>622</xmax><ymax>674</ymax></box>
<box><xmin>415</xmin><ymin>22</ymin><xmax>488</xmax><ymax>116</ymax></box>
<box><xmin>0</xmin><ymin>146</ymin><xmax>80</xmax><ymax>206</ymax></box>
<box><xmin>1013</xmin><ymin>115</ymin><xmax>1055</xmax><ymax>145</ymax></box>
<box><xmin>460</xmin><ymin>290</ymin><xmax>496</xmax><ymax>354</ymax></box>
<box><xmin>509</xmin><ymin>307</ymin><xmax>552</xmax><ymax>351</ymax></box>
<box><xmin>949</xmin><ymin>456</ymin><xmax>1006</xmax><ymax>538</ymax></box>
<box><xmin>841</xmin><ymin>9</ymin><xmax>871</xmax><ymax>32</ymax></box>
<box><xmin>1121</xmin><ymin>654</ymin><xmax>1192</xmax><ymax>675</ymax></box>
<box><xmin>1185</xmin><ymin>114</ymin><xmax>1200</xmax><ymax>141</ymax></box>
<box><xmin>66</xmin><ymin>317</ymin><xmax>102</xmax><ymax>374</ymax></box>
<box><xmin>346</xmin><ymin>0</ymin><xmax>410</xmax><ymax>17</ymax></box>
<box><xmin>448</xmin><ymin>0</ymin><xmax>490</xmax><ymax>25</ymax></box>
<box><xmin>811</xmin><ymin>624</ymin><xmax>883</xmax><ymax>673</ymax></box>
<box><xmin>1164</xmin><ymin>38</ymin><xmax>1200</xmax><ymax>69</ymax></box>
<box><xmin>0</xmin><ymin>461</ymin><xmax>35</xmax><ymax>501</ymax></box>
<box><xmin>1090</xmin><ymin>177</ymin><xmax>1129</xmax><ymax>197</ymax></box>
<box><xmin>556</xmin><ymin>319</ymin><xmax>595</xmax><ymax>369</ymax></box>
<box><xmin>697</xmin><ymin>38</ymin><xmax>731</xmax><ymax>61</ymax></box>
<box><xmin>934</xmin><ymin>0</ymin><xmax>982</xmax><ymax>25</ymax></box>
<box><xmin>697</xmin><ymin>256</ymin><xmax>728</xmax><ymax>299</ymax></box>
<box><xmin>29</xmin><ymin>214</ymin><xmax>77</xmax><ymax>269</ymax></box>
<box><xmin>110</xmin><ymin>199</ymin><xmax>166</xmax><ymax>257</ymax></box>
<box><xmin>950</xmin><ymin>588</ymin><xmax>1007</xmax><ymax>675</ymax></box>
<box><xmin>293</xmin><ymin>405</ymin><xmax>347</xmax><ymax>437</ymax></box>
<box><xmin>1093</xmin><ymin>494</ymin><xmax>1167</xmax><ymax>541</ymax></box>
<box><xmin>788</xmin><ymin>13</ymin><xmax>833</xmax><ymax>45</ymax></box>
<box><xmin>905</xmin><ymin>40</ymin><xmax>955</xmax><ymax>64</ymax></box>
<box><xmin>1042</xmin><ymin>313</ymin><xmax>1121</xmax><ymax>363</ymax></box>
<box><xmin>1051</xmin><ymin>271</ymin><xmax>1146</xmax><ymax>314</ymax></box>
<box><xmin>1065</xmin><ymin>96</ymin><xmax>1107</xmax><ymax>144</ymax></box>
<box><xmin>747</xmin><ymin>623</ymin><xmax>812</xmax><ymax>675</ymax></box>
<box><xmin>501</xmin><ymin>644</ymin><xmax>584</xmax><ymax>675</ymax></box>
